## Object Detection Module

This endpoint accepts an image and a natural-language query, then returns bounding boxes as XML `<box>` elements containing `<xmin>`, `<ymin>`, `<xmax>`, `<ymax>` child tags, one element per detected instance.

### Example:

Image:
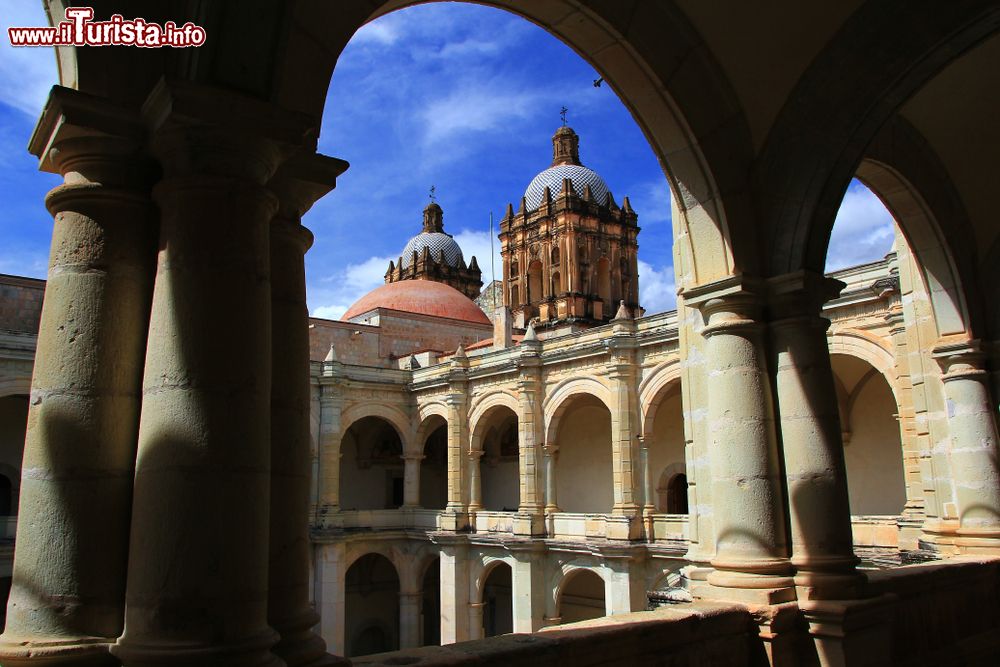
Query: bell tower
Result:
<box><xmin>498</xmin><ymin>125</ymin><xmax>640</xmax><ymax>329</ymax></box>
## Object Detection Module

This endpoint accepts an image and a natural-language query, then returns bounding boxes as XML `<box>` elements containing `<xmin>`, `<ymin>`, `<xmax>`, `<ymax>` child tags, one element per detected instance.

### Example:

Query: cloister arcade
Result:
<box><xmin>1</xmin><ymin>1</ymin><xmax>999</xmax><ymax>666</ymax></box>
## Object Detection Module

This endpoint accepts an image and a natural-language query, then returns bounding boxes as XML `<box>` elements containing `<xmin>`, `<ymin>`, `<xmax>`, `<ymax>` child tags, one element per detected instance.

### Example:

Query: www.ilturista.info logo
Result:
<box><xmin>8</xmin><ymin>7</ymin><xmax>206</xmax><ymax>48</ymax></box>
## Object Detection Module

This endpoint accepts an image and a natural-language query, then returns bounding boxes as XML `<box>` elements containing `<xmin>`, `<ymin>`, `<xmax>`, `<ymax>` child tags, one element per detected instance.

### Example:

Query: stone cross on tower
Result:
<box><xmin>560</xmin><ymin>106</ymin><xmax>568</xmax><ymax>126</ymax></box>
<box><xmin>429</xmin><ymin>185</ymin><xmax>437</xmax><ymax>202</ymax></box>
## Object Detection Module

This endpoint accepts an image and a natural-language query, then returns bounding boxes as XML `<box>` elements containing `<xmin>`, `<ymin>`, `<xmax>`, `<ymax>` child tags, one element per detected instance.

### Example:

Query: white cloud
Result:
<box><xmin>637</xmin><ymin>259</ymin><xmax>677</xmax><ymax>314</ymax></box>
<box><xmin>0</xmin><ymin>250</ymin><xmax>48</xmax><ymax>279</ymax></box>
<box><xmin>420</xmin><ymin>81</ymin><xmax>542</xmax><ymax>146</ymax></box>
<box><xmin>826</xmin><ymin>181</ymin><xmax>896</xmax><ymax>271</ymax></box>
<box><xmin>0</xmin><ymin>4</ymin><xmax>60</xmax><ymax>116</ymax></box>
<box><xmin>309</xmin><ymin>254</ymin><xmax>394</xmax><ymax>319</ymax></box>
<box><xmin>452</xmin><ymin>228</ymin><xmax>503</xmax><ymax>282</ymax></box>
<box><xmin>350</xmin><ymin>17</ymin><xmax>403</xmax><ymax>46</ymax></box>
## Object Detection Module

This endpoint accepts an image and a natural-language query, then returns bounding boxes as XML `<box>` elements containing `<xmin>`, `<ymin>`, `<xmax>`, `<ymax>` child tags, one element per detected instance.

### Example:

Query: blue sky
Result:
<box><xmin>0</xmin><ymin>2</ymin><xmax>896</xmax><ymax>317</ymax></box>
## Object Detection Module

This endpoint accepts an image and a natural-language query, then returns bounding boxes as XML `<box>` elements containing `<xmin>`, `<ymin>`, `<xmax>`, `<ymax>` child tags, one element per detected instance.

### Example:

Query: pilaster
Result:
<box><xmin>514</xmin><ymin>336</ymin><xmax>545</xmax><ymax>535</ymax></box>
<box><xmin>441</xmin><ymin>351</ymin><xmax>471</xmax><ymax>531</ymax></box>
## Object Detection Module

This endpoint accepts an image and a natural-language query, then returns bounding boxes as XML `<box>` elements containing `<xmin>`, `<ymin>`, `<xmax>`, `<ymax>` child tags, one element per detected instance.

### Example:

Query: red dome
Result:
<box><xmin>342</xmin><ymin>280</ymin><xmax>491</xmax><ymax>325</ymax></box>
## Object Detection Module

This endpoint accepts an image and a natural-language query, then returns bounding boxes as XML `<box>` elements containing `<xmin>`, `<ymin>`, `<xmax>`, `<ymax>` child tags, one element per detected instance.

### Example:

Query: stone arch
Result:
<box><xmin>414</xmin><ymin>412</ymin><xmax>449</xmax><ymax>510</ymax></box>
<box><xmin>341</xmin><ymin>403</ymin><xmax>410</xmax><ymax>449</ymax></box>
<box><xmin>638</xmin><ymin>359</ymin><xmax>683</xmax><ymax>439</ymax></box>
<box><xmin>757</xmin><ymin>3</ymin><xmax>1000</xmax><ymax>283</ymax></box>
<box><xmin>858</xmin><ymin>118</ymin><xmax>979</xmax><ymax>339</ymax></box>
<box><xmin>468</xmin><ymin>390</ymin><xmax>520</xmax><ymax>448</ymax></box>
<box><xmin>0</xmin><ymin>463</ymin><xmax>18</xmax><ymax>517</ymax></box>
<box><xmin>543</xmin><ymin>377</ymin><xmax>613</xmax><ymax>444</ymax></box>
<box><xmin>344</xmin><ymin>550</ymin><xmax>401</xmax><ymax>657</ymax></box>
<box><xmin>827</xmin><ymin>328</ymin><xmax>899</xmax><ymax>402</ymax></box>
<box><xmin>551</xmin><ymin>562</ymin><xmax>610</xmax><ymax>622</ymax></box>
<box><xmin>343</xmin><ymin>543</ymin><xmax>405</xmax><ymax>575</ymax></box>
<box><xmin>655</xmin><ymin>462</ymin><xmax>688</xmax><ymax>515</ymax></box>
<box><xmin>472</xmin><ymin>555</ymin><xmax>516</xmax><ymax>603</ymax></box>
<box><xmin>269</xmin><ymin>0</ymin><xmax>756</xmax><ymax>287</ymax></box>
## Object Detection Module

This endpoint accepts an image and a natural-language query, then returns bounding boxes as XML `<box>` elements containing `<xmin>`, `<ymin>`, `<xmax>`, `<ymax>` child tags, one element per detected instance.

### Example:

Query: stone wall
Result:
<box><xmin>352</xmin><ymin>602</ymin><xmax>755</xmax><ymax>666</ymax></box>
<box><xmin>0</xmin><ymin>275</ymin><xmax>44</xmax><ymax>335</ymax></box>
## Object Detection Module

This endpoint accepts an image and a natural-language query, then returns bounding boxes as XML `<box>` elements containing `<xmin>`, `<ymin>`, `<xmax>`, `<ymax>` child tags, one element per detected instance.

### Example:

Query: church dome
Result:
<box><xmin>524</xmin><ymin>164</ymin><xmax>610</xmax><ymax>210</ymax></box>
<box><xmin>400</xmin><ymin>232</ymin><xmax>464</xmax><ymax>268</ymax></box>
<box><xmin>523</xmin><ymin>124</ymin><xmax>611</xmax><ymax>211</ymax></box>
<box><xmin>399</xmin><ymin>201</ymin><xmax>464</xmax><ymax>268</ymax></box>
<box><xmin>342</xmin><ymin>279</ymin><xmax>490</xmax><ymax>325</ymax></box>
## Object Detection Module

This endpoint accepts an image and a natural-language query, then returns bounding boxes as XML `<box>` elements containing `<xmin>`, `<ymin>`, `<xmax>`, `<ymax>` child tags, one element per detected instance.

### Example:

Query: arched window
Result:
<box><xmin>551</xmin><ymin>246</ymin><xmax>560</xmax><ymax>265</ymax></box>
<box><xmin>527</xmin><ymin>260</ymin><xmax>543</xmax><ymax>303</ymax></box>
<box><xmin>509</xmin><ymin>260</ymin><xmax>519</xmax><ymax>278</ymax></box>
<box><xmin>509</xmin><ymin>287</ymin><xmax>520</xmax><ymax>309</ymax></box>
<box><xmin>551</xmin><ymin>271</ymin><xmax>561</xmax><ymax>296</ymax></box>
<box><xmin>666</xmin><ymin>474</ymin><xmax>688</xmax><ymax>514</ymax></box>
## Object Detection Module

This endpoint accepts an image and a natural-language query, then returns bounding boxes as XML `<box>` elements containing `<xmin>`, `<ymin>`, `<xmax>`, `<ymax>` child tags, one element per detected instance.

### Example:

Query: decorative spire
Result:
<box><xmin>551</xmin><ymin>124</ymin><xmax>580</xmax><ymax>166</ymax></box>
<box><xmin>422</xmin><ymin>200</ymin><xmax>444</xmax><ymax>233</ymax></box>
<box><xmin>324</xmin><ymin>343</ymin><xmax>337</xmax><ymax>362</ymax></box>
<box><xmin>614</xmin><ymin>300</ymin><xmax>632</xmax><ymax>321</ymax></box>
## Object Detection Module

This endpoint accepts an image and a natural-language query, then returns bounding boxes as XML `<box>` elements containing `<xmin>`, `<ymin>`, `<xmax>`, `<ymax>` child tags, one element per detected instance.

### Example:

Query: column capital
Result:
<box><xmin>467</xmin><ymin>449</ymin><xmax>484</xmax><ymax>459</ymax></box>
<box><xmin>680</xmin><ymin>275</ymin><xmax>766</xmax><ymax>335</ymax></box>
<box><xmin>542</xmin><ymin>443</ymin><xmax>559</xmax><ymax>456</ymax></box>
<box><xmin>268</xmin><ymin>151</ymin><xmax>349</xmax><ymax>224</ymax></box>
<box><xmin>401</xmin><ymin>453</ymin><xmax>426</xmax><ymax>462</ymax></box>
<box><xmin>141</xmin><ymin>78</ymin><xmax>315</xmax><ymax>183</ymax></box>
<box><xmin>30</xmin><ymin>86</ymin><xmax>154</xmax><ymax>190</ymax></box>
<box><xmin>932</xmin><ymin>337</ymin><xmax>988</xmax><ymax>381</ymax></box>
<box><xmin>766</xmin><ymin>270</ymin><xmax>844</xmax><ymax>321</ymax></box>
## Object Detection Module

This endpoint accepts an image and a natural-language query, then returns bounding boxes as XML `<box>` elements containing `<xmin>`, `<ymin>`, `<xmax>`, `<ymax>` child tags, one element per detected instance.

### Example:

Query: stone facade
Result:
<box><xmin>2</xmin><ymin>3</ymin><xmax>1000</xmax><ymax>666</ymax></box>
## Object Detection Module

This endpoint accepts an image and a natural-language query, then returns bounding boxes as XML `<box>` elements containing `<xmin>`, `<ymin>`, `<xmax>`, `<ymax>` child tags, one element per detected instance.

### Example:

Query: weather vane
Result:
<box><xmin>429</xmin><ymin>185</ymin><xmax>436</xmax><ymax>202</ymax></box>
<box><xmin>560</xmin><ymin>106</ymin><xmax>568</xmax><ymax>126</ymax></box>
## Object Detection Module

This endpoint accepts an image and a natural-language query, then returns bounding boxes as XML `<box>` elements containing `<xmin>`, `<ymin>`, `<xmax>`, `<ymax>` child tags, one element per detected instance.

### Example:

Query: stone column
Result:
<box><xmin>318</xmin><ymin>378</ymin><xmax>345</xmax><ymax>525</ymax></box>
<box><xmin>514</xmin><ymin>336</ymin><xmax>545</xmax><ymax>535</ymax></box>
<box><xmin>640</xmin><ymin>436</ymin><xmax>656</xmax><ymax>537</ymax></box>
<box><xmin>436</xmin><ymin>537</ymin><xmax>470</xmax><ymax>644</ymax></box>
<box><xmin>932</xmin><ymin>338</ymin><xmax>1000</xmax><ymax>552</ymax></box>
<box><xmin>768</xmin><ymin>273</ymin><xmax>861</xmax><ymax>601</ymax></box>
<box><xmin>543</xmin><ymin>444</ymin><xmax>560</xmax><ymax>513</ymax></box>
<box><xmin>402</xmin><ymin>454</ymin><xmax>423</xmax><ymax>508</ymax></box>
<box><xmin>509</xmin><ymin>545</ymin><xmax>546</xmax><ymax>633</ymax></box>
<box><xmin>266</xmin><ymin>153</ymin><xmax>348</xmax><ymax>666</ymax></box>
<box><xmin>467</xmin><ymin>449</ymin><xmax>483</xmax><ymax>512</ymax></box>
<box><xmin>0</xmin><ymin>87</ymin><xmax>156</xmax><ymax>666</ymax></box>
<box><xmin>114</xmin><ymin>80</ymin><xmax>311</xmax><ymax>667</ymax></box>
<box><xmin>398</xmin><ymin>591</ymin><xmax>422</xmax><ymax>649</ymax></box>
<box><xmin>686</xmin><ymin>281</ymin><xmax>794</xmax><ymax>603</ymax></box>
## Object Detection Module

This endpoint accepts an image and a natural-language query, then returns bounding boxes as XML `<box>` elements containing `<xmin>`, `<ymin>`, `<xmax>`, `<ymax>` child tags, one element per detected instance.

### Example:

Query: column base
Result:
<box><xmin>439</xmin><ymin>510</ymin><xmax>471</xmax><ymax>532</ymax></box>
<box><xmin>512</xmin><ymin>512</ymin><xmax>545</xmax><ymax>536</ymax></box>
<box><xmin>0</xmin><ymin>636</ymin><xmax>118</xmax><ymax>667</ymax></box>
<box><xmin>696</xmin><ymin>566</ymin><xmax>796</xmax><ymax>604</ymax></box>
<box><xmin>748</xmin><ymin>601</ymin><xmax>801</xmax><ymax>667</ymax></box>
<box><xmin>112</xmin><ymin>629</ymin><xmax>285</xmax><ymax>667</ymax></box>
<box><xmin>271</xmin><ymin>611</ymin><xmax>332</xmax><ymax>667</ymax></box>
<box><xmin>605</xmin><ymin>513</ymin><xmax>642</xmax><ymax>541</ymax></box>
<box><xmin>799</xmin><ymin>595</ymin><xmax>894</xmax><ymax>667</ymax></box>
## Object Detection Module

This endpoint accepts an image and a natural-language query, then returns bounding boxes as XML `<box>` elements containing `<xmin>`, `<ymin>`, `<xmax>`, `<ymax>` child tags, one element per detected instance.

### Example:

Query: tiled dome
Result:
<box><xmin>400</xmin><ymin>232</ymin><xmax>464</xmax><ymax>268</ymax></box>
<box><xmin>523</xmin><ymin>164</ymin><xmax>610</xmax><ymax>210</ymax></box>
<box><xmin>342</xmin><ymin>279</ymin><xmax>490</xmax><ymax>325</ymax></box>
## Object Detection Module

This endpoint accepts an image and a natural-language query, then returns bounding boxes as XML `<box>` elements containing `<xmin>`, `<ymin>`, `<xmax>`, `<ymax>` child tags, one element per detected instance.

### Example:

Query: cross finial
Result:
<box><xmin>429</xmin><ymin>185</ymin><xmax>437</xmax><ymax>202</ymax></box>
<box><xmin>560</xmin><ymin>106</ymin><xmax>568</xmax><ymax>126</ymax></box>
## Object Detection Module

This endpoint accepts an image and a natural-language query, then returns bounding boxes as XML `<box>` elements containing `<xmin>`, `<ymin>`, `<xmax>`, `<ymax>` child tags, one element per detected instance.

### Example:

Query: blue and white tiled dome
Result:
<box><xmin>400</xmin><ymin>232</ymin><xmax>464</xmax><ymax>268</ymax></box>
<box><xmin>523</xmin><ymin>163</ymin><xmax>611</xmax><ymax>211</ymax></box>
